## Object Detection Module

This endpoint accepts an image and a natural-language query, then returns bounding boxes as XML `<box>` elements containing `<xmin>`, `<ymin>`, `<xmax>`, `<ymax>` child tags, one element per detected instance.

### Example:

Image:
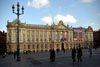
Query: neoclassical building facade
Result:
<box><xmin>6</xmin><ymin>19</ymin><xmax>93</xmax><ymax>53</ymax></box>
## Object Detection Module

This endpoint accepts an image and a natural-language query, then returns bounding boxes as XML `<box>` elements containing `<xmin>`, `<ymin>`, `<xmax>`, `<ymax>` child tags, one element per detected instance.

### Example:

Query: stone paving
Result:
<box><xmin>0</xmin><ymin>48</ymin><xmax>100</xmax><ymax>67</ymax></box>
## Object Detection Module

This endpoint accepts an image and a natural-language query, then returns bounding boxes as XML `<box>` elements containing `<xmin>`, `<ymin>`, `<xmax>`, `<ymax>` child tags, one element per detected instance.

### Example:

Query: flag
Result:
<box><xmin>61</xmin><ymin>36</ymin><xmax>66</xmax><ymax>41</ymax></box>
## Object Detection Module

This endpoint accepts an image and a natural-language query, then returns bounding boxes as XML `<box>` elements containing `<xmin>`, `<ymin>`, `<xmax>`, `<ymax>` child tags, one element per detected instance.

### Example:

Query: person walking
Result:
<box><xmin>72</xmin><ymin>47</ymin><xmax>76</xmax><ymax>63</ymax></box>
<box><xmin>77</xmin><ymin>45</ymin><xmax>82</xmax><ymax>63</ymax></box>
<box><xmin>50</xmin><ymin>49</ymin><xmax>55</xmax><ymax>62</ymax></box>
<box><xmin>62</xmin><ymin>43</ymin><xmax>65</xmax><ymax>53</ymax></box>
<box><xmin>56</xmin><ymin>48</ymin><xmax>59</xmax><ymax>53</ymax></box>
<box><xmin>88</xmin><ymin>46</ymin><xmax>92</xmax><ymax>58</ymax></box>
<box><xmin>14</xmin><ymin>51</ymin><xmax>17</xmax><ymax>59</ymax></box>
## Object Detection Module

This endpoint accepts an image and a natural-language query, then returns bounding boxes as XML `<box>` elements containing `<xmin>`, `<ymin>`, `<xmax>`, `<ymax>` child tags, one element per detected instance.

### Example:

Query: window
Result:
<box><xmin>50</xmin><ymin>44</ymin><xmax>52</xmax><ymax>48</ymax></box>
<box><xmin>32</xmin><ymin>30</ymin><xmax>34</xmax><ymax>34</ymax></box>
<box><xmin>32</xmin><ymin>30</ymin><xmax>34</xmax><ymax>41</ymax></box>
<box><xmin>49</xmin><ymin>38</ymin><xmax>51</xmax><ymax>41</ymax></box>
<box><xmin>24</xmin><ymin>45</ymin><xmax>26</xmax><ymax>49</ymax></box>
<box><xmin>36</xmin><ymin>38</ymin><xmax>38</xmax><ymax>41</ymax></box>
<box><xmin>57</xmin><ymin>44</ymin><xmax>59</xmax><ymax>48</ymax></box>
<box><xmin>41</xmin><ymin>44</ymin><xmax>43</xmax><ymax>48</ymax></box>
<box><xmin>45</xmin><ymin>39</ymin><xmax>47</xmax><ymax>41</ymax></box>
<box><xmin>24</xmin><ymin>36</ymin><xmax>25</xmax><ymax>42</ymax></box>
<box><xmin>45</xmin><ymin>44</ymin><xmax>47</xmax><ymax>48</ymax></box>
<box><xmin>40</xmin><ymin>31</ymin><xmax>42</xmax><ymax>34</ymax></box>
<box><xmin>66</xmin><ymin>44</ymin><xmax>68</xmax><ymax>48</ymax></box>
<box><xmin>32</xmin><ymin>38</ymin><xmax>34</xmax><ymax>41</ymax></box>
<box><xmin>36</xmin><ymin>31</ymin><xmax>39</xmax><ymax>35</ymax></box>
<box><xmin>45</xmin><ymin>31</ymin><xmax>47</xmax><ymax>35</ymax></box>
<box><xmin>41</xmin><ymin>39</ymin><xmax>42</xmax><ymax>42</ymax></box>
<box><xmin>9</xmin><ymin>45</ymin><xmax>11</xmax><ymax>49</ymax></box>
<box><xmin>32</xmin><ymin>44</ymin><xmax>34</xmax><ymax>49</ymax></box>
<box><xmin>28</xmin><ymin>45</ymin><xmax>30</xmax><ymax>49</ymax></box>
<box><xmin>37</xmin><ymin>44</ymin><xmax>39</xmax><ymax>48</ymax></box>
<box><xmin>28</xmin><ymin>36</ymin><xmax>30</xmax><ymax>41</ymax></box>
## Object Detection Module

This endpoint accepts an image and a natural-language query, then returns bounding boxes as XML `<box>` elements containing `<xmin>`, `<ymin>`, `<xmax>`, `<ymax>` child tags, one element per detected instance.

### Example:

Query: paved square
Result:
<box><xmin>0</xmin><ymin>48</ymin><xmax>100</xmax><ymax>67</ymax></box>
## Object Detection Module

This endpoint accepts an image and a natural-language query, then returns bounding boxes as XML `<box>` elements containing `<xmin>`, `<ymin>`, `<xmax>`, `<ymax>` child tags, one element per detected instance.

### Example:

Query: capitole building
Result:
<box><xmin>6</xmin><ymin>19</ymin><xmax>93</xmax><ymax>53</ymax></box>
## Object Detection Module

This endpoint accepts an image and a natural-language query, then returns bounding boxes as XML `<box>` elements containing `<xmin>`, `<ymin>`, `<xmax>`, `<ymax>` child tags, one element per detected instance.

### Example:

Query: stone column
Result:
<box><xmin>39</xmin><ymin>30</ymin><xmax>40</xmax><ymax>42</ymax></box>
<box><xmin>13</xmin><ymin>29</ymin><xmax>15</xmax><ymax>42</ymax></box>
<box><xmin>34</xmin><ymin>30</ymin><xmax>36</xmax><ymax>42</ymax></box>
<box><xmin>30</xmin><ymin>30</ymin><xmax>32</xmax><ymax>42</ymax></box>
<box><xmin>47</xmin><ymin>31</ymin><xmax>48</xmax><ymax>42</ymax></box>
<box><xmin>11</xmin><ymin>29</ymin><xmax>13</xmax><ymax>42</ymax></box>
<box><xmin>68</xmin><ymin>31</ymin><xmax>70</xmax><ymax>42</ymax></box>
<box><xmin>42</xmin><ymin>30</ymin><xmax>44</xmax><ymax>42</ymax></box>
<box><xmin>24</xmin><ymin>30</ymin><xmax>27</xmax><ymax>42</ymax></box>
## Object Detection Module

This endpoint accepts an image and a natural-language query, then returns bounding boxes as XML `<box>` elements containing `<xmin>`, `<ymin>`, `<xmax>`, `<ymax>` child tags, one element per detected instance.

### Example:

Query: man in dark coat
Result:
<box><xmin>72</xmin><ymin>47</ymin><xmax>76</xmax><ymax>63</ymax></box>
<box><xmin>77</xmin><ymin>45</ymin><xmax>82</xmax><ymax>63</ymax></box>
<box><xmin>50</xmin><ymin>49</ymin><xmax>55</xmax><ymax>62</ymax></box>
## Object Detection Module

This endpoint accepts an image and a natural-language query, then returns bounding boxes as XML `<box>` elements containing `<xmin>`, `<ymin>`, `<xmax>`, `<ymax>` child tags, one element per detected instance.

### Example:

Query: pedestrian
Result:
<box><xmin>56</xmin><ymin>48</ymin><xmax>59</xmax><ymax>53</ymax></box>
<box><xmin>62</xmin><ymin>43</ymin><xmax>65</xmax><ymax>53</ymax></box>
<box><xmin>77</xmin><ymin>44</ymin><xmax>82</xmax><ymax>63</ymax></box>
<box><xmin>14</xmin><ymin>51</ymin><xmax>17</xmax><ymax>59</ymax></box>
<box><xmin>72</xmin><ymin>47</ymin><xmax>76</xmax><ymax>63</ymax></box>
<box><xmin>88</xmin><ymin>46</ymin><xmax>92</xmax><ymax>58</ymax></box>
<box><xmin>50</xmin><ymin>49</ymin><xmax>55</xmax><ymax>62</ymax></box>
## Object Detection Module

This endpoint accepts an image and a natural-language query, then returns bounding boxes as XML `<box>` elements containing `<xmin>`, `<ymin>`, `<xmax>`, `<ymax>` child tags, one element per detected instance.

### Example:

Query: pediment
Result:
<box><xmin>58</xmin><ymin>25</ymin><xmax>66</xmax><ymax>29</ymax></box>
<box><xmin>12</xmin><ymin>19</ymin><xmax>21</xmax><ymax>25</ymax></box>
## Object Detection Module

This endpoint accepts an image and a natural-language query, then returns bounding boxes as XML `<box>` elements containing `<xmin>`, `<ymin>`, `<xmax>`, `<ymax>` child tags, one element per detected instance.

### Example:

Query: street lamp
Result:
<box><xmin>12</xmin><ymin>2</ymin><xmax>24</xmax><ymax>61</ymax></box>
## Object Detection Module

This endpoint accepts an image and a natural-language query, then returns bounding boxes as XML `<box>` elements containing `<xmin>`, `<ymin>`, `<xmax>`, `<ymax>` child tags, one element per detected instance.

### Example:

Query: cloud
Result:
<box><xmin>54</xmin><ymin>14</ymin><xmax>77</xmax><ymax>24</ymax></box>
<box><xmin>41</xmin><ymin>14</ymin><xmax>77</xmax><ymax>25</ymax></box>
<box><xmin>41</xmin><ymin>16</ymin><xmax>53</xmax><ymax>25</ymax></box>
<box><xmin>85</xmin><ymin>22</ymin><xmax>100</xmax><ymax>30</ymax></box>
<box><xmin>80</xmin><ymin>0</ymin><xmax>95</xmax><ymax>3</ymax></box>
<box><xmin>27</xmin><ymin>0</ymin><xmax>49</xmax><ymax>8</ymax></box>
<box><xmin>27</xmin><ymin>1</ymin><xmax>31</xmax><ymax>6</ymax></box>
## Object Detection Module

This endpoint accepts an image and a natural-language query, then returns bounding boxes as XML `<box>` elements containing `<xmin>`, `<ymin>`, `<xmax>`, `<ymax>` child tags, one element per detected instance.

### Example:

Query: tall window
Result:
<box><xmin>36</xmin><ymin>38</ymin><xmax>38</xmax><ymax>41</ymax></box>
<box><xmin>40</xmin><ymin>31</ymin><xmax>43</xmax><ymax>42</ymax></box>
<box><xmin>57</xmin><ymin>44</ymin><xmax>59</xmax><ymax>48</ymax></box>
<box><xmin>50</xmin><ymin>44</ymin><xmax>52</xmax><ymax>48</ymax></box>
<box><xmin>45</xmin><ymin>44</ymin><xmax>47</xmax><ymax>48</ymax></box>
<box><xmin>32</xmin><ymin>44</ymin><xmax>34</xmax><ymax>49</ymax></box>
<box><xmin>40</xmin><ymin>38</ymin><xmax>42</xmax><ymax>42</ymax></box>
<box><xmin>28</xmin><ymin>36</ymin><xmax>30</xmax><ymax>42</ymax></box>
<box><xmin>27</xmin><ymin>30</ymin><xmax>30</xmax><ymax>42</ymax></box>
<box><xmin>49</xmin><ymin>38</ymin><xmax>51</xmax><ymax>41</ymax></box>
<box><xmin>32</xmin><ymin>37</ymin><xmax>34</xmax><ymax>41</ymax></box>
<box><xmin>41</xmin><ymin>44</ymin><xmax>43</xmax><ymax>49</ymax></box>
<box><xmin>24</xmin><ymin>45</ymin><xmax>26</xmax><ymax>49</ymax></box>
<box><xmin>37</xmin><ymin>44</ymin><xmax>39</xmax><ymax>49</ymax></box>
<box><xmin>36</xmin><ymin>31</ymin><xmax>39</xmax><ymax>42</ymax></box>
<box><xmin>45</xmin><ymin>39</ymin><xmax>47</xmax><ymax>41</ymax></box>
<box><xmin>32</xmin><ymin>30</ymin><xmax>34</xmax><ymax>41</ymax></box>
<box><xmin>44</xmin><ymin>31</ymin><xmax>47</xmax><ymax>42</ymax></box>
<box><xmin>28</xmin><ymin>45</ymin><xmax>30</xmax><ymax>49</ymax></box>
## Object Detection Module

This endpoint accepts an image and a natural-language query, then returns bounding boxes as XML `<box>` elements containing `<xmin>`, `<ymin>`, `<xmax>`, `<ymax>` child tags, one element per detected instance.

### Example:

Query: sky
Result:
<box><xmin>0</xmin><ymin>0</ymin><xmax>100</xmax><ymax>32</ymax></box>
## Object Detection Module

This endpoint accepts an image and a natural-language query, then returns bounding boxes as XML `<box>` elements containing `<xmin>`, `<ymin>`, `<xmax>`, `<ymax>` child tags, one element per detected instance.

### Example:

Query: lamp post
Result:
<box><xmin>12</xmin><ymin>2</ymin><xmax>24</xmax><ymax>61</ymax></box>
<box><xmin>51</xmin><ymin>22</ymin><xmax>55</xmax><ymax>49</ymax></box>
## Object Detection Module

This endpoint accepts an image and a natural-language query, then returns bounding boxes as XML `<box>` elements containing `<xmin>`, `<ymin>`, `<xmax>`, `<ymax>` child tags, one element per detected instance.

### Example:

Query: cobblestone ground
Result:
<box><xmin>0</xmin><ymin>48</ymin><xmax>100</xmax><ymax>67</ymax></box>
